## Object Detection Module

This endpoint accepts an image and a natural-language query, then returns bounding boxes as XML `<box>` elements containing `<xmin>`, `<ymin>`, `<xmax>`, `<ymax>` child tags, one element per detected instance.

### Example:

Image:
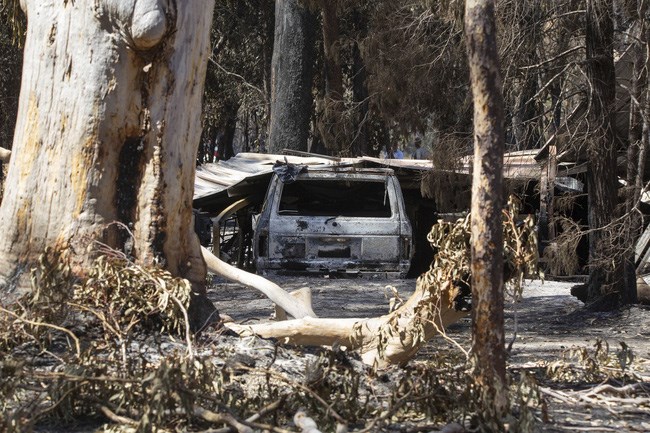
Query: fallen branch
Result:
<box><xmin>542</xmin><ymin>384</ymin><xmax>649</xmax><ymax>418</ymax></box>
<box><xmin>208</xmin><ymin>398</ymin><xmax>286</xmax><ymax>433</ymax></box>
<box><xmin>294</xmin><ymin>410</ymin><xmax>323</xmax><ymax>433</ymax></box>
<box><xmin>582</xmin><ymin>382</ymin><xmax>650</xmax><ymax>398</ymax></box>
<box><xmin>215</xmin><ymin>202</ymin><xmax>531</xmax><ymax>368</ymax></box>
<box><xmin>226</xmin><ymin>279</ymin><xmax>468</xmax><ymax>367</ymax></box>
<box><xmin>195</xmin><ymin>407</ymin><xmax>253</xmax><ymax>433</ymax></box>
<box><xmin>201</xmin><ymin>246</ymin><xmax>316</xmax><ymax>319</ymax></box>
<box><xmin>0</xmin><ymin>305</ymin><xmax>81</xmax><ymax>357</ymax></box>
<box><xmin>539</xmin><ymin>387</ymin><xmax>578</xmax><ymax>404</ymax></box>
<box><xmin>99</xmin><ymin>405</ymin><xmax>137</xmax><ymax>426</ymax></box>
<box><xmin>275</xmin><ymin>287</ymin><xmax>312</xmax><ymax>321</ymax></box>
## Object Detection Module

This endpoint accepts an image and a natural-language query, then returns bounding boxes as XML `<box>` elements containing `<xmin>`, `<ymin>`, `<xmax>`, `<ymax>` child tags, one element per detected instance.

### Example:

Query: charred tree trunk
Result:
<box><xmin>465</xmin><ymin>0</ymin><xmax>508</xmax><ymax>428</ymax></box>
<box><xmin>510</xmin><ymin>4</ymin><xmax>540</xmax><ymax>152</ymax></box>
<box><xmin>320</xmin><ymin>0</ymin><xmax>343</xmax><ymax>103</ymax></box>
<box><xmin>268</xmin><ymin>0</ymin><xmax>315</xmax><ymax>154</ymax></box>
<box><xmin>243</xmin><ymin>111</ymin><xmax>250</xmax><ymax>153</ymax></box>
<box><xmin>625</xmin><ymin>3</ymin><xmax>647</xmax><ymax>302</ymax></box>
<box><xmin>639</xmin><ymin>28</ymin><xmax>650</xmax><ymax>199</ymax></box>
<box><xmin>0</xmin><ymin>1</ymin><xmax>217</xmax><ymax>325</ymax></box>
<box><xmin>584</xmin><ymin>0</ymin><xmax>629</xmax><ymax>308</ymax></box>
<box><xmin>208</xmin><ymin>126</ymin><xmax>218</xmax><ymax>163</ymax></box>
<box><xmin>317</xmin><ymin>0</ymin><xmax>345</xmax><ymax>154</ymax></box>
<box><xmin>222</xmin><ymin>101</ymin><xmax>240</xmax><ymax>161</ymax></box>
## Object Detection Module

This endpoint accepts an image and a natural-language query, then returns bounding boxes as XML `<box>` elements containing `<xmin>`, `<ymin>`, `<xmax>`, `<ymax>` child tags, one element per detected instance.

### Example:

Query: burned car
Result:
<box><xmin>253</xmin><ymin>166</ymin><xmax>413</xmax><ymax>276</ymax></box>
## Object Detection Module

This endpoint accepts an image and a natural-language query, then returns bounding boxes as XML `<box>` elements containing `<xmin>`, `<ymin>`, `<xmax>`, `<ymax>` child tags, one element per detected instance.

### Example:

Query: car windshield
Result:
<box><xmin>278</xmin><ymin>178</ymin><xmax>392</xmax><ymax>217</ymax></box>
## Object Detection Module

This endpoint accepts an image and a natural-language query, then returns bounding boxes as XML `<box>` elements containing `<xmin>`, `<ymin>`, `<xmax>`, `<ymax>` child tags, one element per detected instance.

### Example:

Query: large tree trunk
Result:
<box><xmin>268</xmin><ymin>0</ymin><xmax>315</xmax><ymax>154</ymax></box>
<box><xmin>584</xmin><ymin>0</ymin><xmax>629</xmax><ymax>308</ymax></box>
<box><xmin>0</xmin><ymin>0</ymin><xmax>216</xmax><ymax>321</ymax></box>
<box><xmin>465</xmin><ymin>0</ymin><xmax>508</xmax><ymax>429</ymax></box>
<box><xmin>625</xmin><ymin>3</ymin><xmax>647</xmax><ymax>303</ymax></box>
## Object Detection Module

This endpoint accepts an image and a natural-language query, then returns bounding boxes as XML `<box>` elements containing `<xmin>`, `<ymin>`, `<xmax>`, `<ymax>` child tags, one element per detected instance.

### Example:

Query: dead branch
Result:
<box><xmin>201</xmin><ymin>246</ymin><xmax>317</xmax><ymax>319</ymax></box>
<box><xmin>582</xmin><ymin>382</ymin><xmax>650</xmax><ymax>398</ymax></box>
<box><xmin>99</xmin><ymin>405</ymin><xmax>137</xmax><ymax>426</ymax></box>
<box><xmin>519</xmin><ymin>46</ymin><xmax>584</xmax><ymax>70</ymax></box>
<box><xmin>0</xmin><ymin>146</ymin><xmax>10</xmax><ymax>162</ymax></box>
<box><xmin>542</xmin><ymin>382</ymin><xmax>650</xmax><ymax>418</ymax></box>
<box><xmin>197</xmin><ymin>407</ymin><xmax>294</xmax><ymax>433</ymax></box>
<box><xmin>225</xmin><ymin>280</ymin><xmax>467</xmax><ymax>368</ymax></box>
<box><xmin>0</xmin><ymin>305</ymin><xmax>81</xmax><ymax>357</ymax></box>
<box><xmin>208</xmin><ymin>398</ymin><xmax>286</xmax><ymax>433</ymax></box>
<box><xmin>539</xmin><ymin>387</ymin><xmax>578</xmax><ymax>404</ymax></box>
<box><xmin>195</xmin><ymin>407</ymin><xmax>254</xmax><ymax>433</ymax></box>
<box><xmin>294</xmin><ymin>410</ymin><xmax>323</xmax><ymax>433</ymax></box>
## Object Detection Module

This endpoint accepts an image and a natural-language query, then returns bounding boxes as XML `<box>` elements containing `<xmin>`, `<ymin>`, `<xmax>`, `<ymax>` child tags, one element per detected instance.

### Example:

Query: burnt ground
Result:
<box><xmin>208</xmin><ymin>276</ymin><xmax>650</xmax><ymax>432</ymax></box>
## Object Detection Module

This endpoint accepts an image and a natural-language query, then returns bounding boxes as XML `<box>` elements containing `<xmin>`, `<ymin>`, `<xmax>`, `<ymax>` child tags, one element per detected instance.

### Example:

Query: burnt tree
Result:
<box><xmin>584</xmin><ymin>0</ymin><xmax>633</xmax><ymax>307</ymax></box>
<box><xmin>0</xmin><ymin>0</ymin><xmax>217</xmax><ymax>326</ymax></box>
<box><xmin>465</xmin><ymin>0</ymin><xmax>508</xmax><ymax>428</ymax></box>
<box><xmin>268</xmin><ymin>0</ymin><xmax>315</xmax><ymax>154</ymax></box>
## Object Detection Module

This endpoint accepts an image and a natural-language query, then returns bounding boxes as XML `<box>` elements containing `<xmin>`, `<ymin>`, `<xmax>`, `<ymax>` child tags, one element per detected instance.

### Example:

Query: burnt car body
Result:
<box><xmin>253</xmin><ymin>167</ymin><xmax>413</xmax><ymax>276</ymax></box>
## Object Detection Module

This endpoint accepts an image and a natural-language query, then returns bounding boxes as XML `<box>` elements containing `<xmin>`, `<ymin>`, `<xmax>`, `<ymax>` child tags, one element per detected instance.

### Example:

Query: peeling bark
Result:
<box><xmin>0</xmin><ymin>0</ymin><xmax>215</xmax><ymax>317</ymax></box>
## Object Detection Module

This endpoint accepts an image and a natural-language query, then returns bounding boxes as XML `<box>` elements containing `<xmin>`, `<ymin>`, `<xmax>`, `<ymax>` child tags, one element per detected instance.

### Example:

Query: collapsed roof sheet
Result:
<box><xmin>193</xmin><ymin>151</ymin><xmax>542</xmax><ymax>209</ymax></box>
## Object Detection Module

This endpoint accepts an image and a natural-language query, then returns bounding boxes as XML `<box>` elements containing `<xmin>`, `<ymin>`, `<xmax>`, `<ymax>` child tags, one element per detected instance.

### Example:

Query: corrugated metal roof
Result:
<box><xmin>359</xmin><ymin>150</ymin><xmax>540</xmax><ymax>179</ymax></box>
<box><xmin>193</xmin><ymin>151</ymin><xmax>542</xmax><ymax>206</ymax></box>
<box><xmin>194</xmin><ymin>153</ymin><xmax>348</xmax><ymax>200</ymax></box>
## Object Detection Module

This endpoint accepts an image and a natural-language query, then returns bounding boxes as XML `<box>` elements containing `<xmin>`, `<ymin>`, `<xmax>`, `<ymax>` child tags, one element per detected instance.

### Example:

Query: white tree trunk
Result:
<box><xmin>0</xmin><ymin>0</ymin><xmax>214</xmax><ymax>306</ymax></box>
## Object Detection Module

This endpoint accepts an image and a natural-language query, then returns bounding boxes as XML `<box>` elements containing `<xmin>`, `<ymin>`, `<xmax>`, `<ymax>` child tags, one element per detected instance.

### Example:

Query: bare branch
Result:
<box><xmin>209</xmin><ymin>57</ymin><xmax>266</xmax><ymax>100</ymax></box>
<box><xmin>518</xmin><ymin>46</ymin><xmax>584</xmax><ymax>70</ymax></box>
<box><xmin>0</xmin><ymin>146</ymin><xmax>11</xmax><ymax>162</ymax></box>
<box><xmin>201</xmin><ymin>246</ymin><xmax>317</xmax><ymax>319</ymax></box>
